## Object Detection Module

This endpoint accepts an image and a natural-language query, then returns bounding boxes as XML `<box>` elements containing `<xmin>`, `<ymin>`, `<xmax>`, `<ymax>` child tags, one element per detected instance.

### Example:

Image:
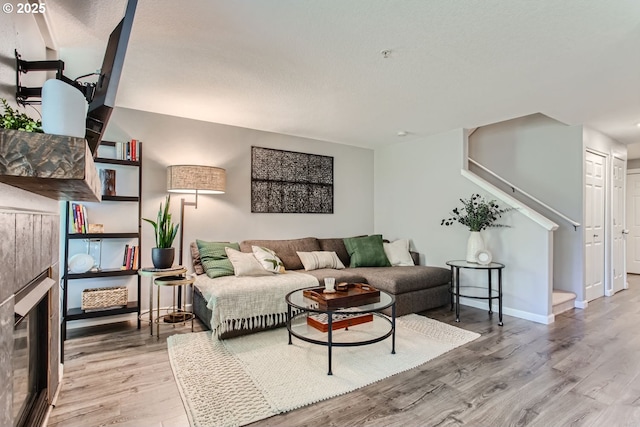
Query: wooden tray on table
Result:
<box><xmin>303</xmin><ymin>283</ymin><xmax>381</xmax><ymax>309</ymax></box>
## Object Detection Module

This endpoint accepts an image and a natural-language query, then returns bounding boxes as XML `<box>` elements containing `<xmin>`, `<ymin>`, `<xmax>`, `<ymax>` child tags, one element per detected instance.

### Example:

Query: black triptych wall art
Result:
<box><xmin>251</xmin><ymin>146</ymin><xmax>334</xmax><ymax>213</ymax></box>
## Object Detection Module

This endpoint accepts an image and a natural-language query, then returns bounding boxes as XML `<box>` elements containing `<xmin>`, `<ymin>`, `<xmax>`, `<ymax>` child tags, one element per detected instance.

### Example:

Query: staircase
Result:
<box><xmin>552</xmin><ymin>290</ymin><xmax>577</xmax><ymax>315</ymax></box>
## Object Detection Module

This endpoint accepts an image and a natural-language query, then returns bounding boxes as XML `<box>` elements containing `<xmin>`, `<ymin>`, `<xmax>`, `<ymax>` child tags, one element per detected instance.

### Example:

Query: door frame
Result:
<box><xmin>625</xmin><ymin>168</ymin><xmax>640</xmax><ymax>276</ymax></box>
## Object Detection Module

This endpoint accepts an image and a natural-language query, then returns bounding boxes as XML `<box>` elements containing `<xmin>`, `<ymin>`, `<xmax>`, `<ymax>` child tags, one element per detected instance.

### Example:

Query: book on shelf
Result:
<box><xmin>121</xmin><ymin>244</ymin><xmax>139</xmax><ymax>270</ymax></box>
<box><xmin>131</xmin><ymin>139</ymin><xmax>137</xmax><ymax>161</ymax></box>
<box><xmin>113</xmin><ymin>139</ymin><xmax>140</xmax><ymax>161</ymax></box>
<box><xmin>70</xmin><ymin>203</ymin><xmax>89</xmax><ymax>233</ymax></box>
<box><xmin>115</xmin><ymin>142</ymin><xmax>123</xmax><ymax>160</ymax></box>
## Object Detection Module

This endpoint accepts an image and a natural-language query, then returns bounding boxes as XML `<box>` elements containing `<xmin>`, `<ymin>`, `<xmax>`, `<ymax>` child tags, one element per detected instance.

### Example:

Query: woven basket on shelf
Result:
<box><xmin>81</xmin><ymin>286</ymin><xmax>128</xmax><ymax>310</ymax></box>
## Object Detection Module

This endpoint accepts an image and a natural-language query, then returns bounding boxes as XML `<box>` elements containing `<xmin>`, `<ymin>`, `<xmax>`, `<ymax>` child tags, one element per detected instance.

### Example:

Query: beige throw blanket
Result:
<box><xmin>194</xmin><ymin>271</ymin><xmax>318</xmax><ymax>337</ymax></box>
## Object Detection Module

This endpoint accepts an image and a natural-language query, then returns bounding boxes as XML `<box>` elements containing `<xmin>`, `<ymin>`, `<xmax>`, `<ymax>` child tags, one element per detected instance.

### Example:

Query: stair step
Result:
<box><xmin>552</xmin><ymin>290</ymin><xmax>576</xmax><ymax>315</ymax></box>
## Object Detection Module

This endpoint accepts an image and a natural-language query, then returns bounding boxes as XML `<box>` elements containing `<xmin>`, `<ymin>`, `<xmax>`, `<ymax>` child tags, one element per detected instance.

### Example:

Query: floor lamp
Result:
<box><xmin>167</xmin><ymin>164</ymin><xmax>226</xmax><ymax>312</ymax></box>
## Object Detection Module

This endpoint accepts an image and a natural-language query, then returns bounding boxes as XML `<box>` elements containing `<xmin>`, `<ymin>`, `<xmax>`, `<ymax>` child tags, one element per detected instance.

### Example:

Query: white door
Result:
<box><xmin>626</xmin><ymin>171</ymin><xmax>640</xmax><ymax>274</ymax></box>
<box><xmin>585</xmin><ymin>151</ymin><xmax>606</xmax><ymax>301</ymax></box>
<box><xmin>611</xmin><ymin>157</ymin><xmax>626</xmax><ymax>294</ymax></box>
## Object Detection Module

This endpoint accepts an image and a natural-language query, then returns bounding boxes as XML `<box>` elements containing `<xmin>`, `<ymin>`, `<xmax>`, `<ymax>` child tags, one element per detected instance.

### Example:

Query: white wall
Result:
<box><xmin>74</xmin><ymin>106</ymin><xmax>374</xmax><ymax>316</ymax></box>
<box><xmin>374</xmin><ymin>128</ymin><xmax>553</xmax><ymax>323</ymax></box>
<box><xmin>0</xmin><ymin>20</ymin><xmax>57</xmax><ymax>208</ymax></box>
<box><xmin>468</xmin><ymin>114</ymin><xmax>585</xmax><ymax>300</ymax></box>
<box><xmin>0</xmin><ymin>10</ymin><xmax>58</xmax><ymax>213</ymax></box>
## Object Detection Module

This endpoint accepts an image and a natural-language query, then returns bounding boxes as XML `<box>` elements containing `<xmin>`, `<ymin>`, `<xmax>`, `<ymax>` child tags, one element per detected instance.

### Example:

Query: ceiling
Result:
<box><xmin>44</xmin><ymin>0</ymin><xmax>640</xmax><ymax>149</ymax></box>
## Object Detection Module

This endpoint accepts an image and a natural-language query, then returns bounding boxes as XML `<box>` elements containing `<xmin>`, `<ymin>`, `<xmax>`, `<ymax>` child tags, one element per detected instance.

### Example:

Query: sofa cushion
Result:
<box><xmin>317</xmin><ymin>237</ymin><xmax>353</xmax><ymax>267</ymax></box>
<box><xmin>226</xmin><ymin>247</ymin><xmax>272</xmax><ymax>277</ymax></box>
<box><xmin>190</xmin><ymin>242</ymin><xmax>204</xmax><ymax>275</ymax></box>
<box><xmin>347</xmin><ymin>266</ymin><xmax>450</xmax><ymax>295</ymax></box>
<box><xmin>298</xmin><ymin>269</ymin><xmax>368</xmax><ymax>286</ymax></box>
<box><xmin>196</xmin><ymin>240</ymin><xmax>240</xmax><ymax>279</ymax></box>
<box><xmin>252</xmin><ymin>245</ymin><xmax>285</xmax><ymax>273</ymax></box>
<box><xmin>383</xmin><ymin>239</ymin><xmax>415</xmax><ymax>266</ymax></box>
<box><xmin>239</xmin><ymin>237</ymin><xmax>321</xmax><ymax>270</ymax></box>
<box><xmin>343</xmin><ymin>235</ymin><xmax>391</xmax><ymax>267</ymax></box>
<box><xmin>297</xmin><ymin>251</ymin><xmax>345</xmax><ymax>271</ymax></box>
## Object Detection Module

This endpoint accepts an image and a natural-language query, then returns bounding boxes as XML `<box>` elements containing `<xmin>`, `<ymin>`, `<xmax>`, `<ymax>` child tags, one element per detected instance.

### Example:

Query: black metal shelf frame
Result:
<box><xmin>61</xmin><ymin>141</ymin><xmax>143</xmax><ymax>362</ymax></box>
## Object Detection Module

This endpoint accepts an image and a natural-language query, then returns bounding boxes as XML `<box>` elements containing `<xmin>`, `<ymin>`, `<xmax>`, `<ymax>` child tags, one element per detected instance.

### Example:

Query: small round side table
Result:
<box><xmin>446</xmin><ymin>260</ymin><xmax>505</xmax><ymax>326</ymax></box>
<box><xmin>153</xmin><ymin>275</ymin><xmax>195</xmax><ymax>339</ymax></box>
<box><xmin>138</xmin><ymin>266</ymin><xmax>187</xmax><ymax>335</ymax></box>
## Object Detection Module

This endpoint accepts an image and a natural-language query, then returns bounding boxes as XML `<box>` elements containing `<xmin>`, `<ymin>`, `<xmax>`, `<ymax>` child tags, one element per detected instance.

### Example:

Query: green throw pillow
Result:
<box><xmin>196</xmin><ymin>240</ymin><xmax>240</xmax><ymax>278</ymax></box>
<box><xmin>343</xmin><ymin>235</ymin><xmax>391</xmax><ymax>268</ymax></box>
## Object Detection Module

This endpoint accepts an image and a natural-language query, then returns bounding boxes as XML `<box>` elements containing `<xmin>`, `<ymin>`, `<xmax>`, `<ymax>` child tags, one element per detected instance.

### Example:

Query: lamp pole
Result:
<box><xmin>177</xmin><ymin>190</ymin><xmax>199</xmax><ymax>309</ymax></box>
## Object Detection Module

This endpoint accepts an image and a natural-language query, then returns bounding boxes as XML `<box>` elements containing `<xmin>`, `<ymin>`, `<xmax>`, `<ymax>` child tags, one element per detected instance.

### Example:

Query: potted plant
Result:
<box><xmin>0</xmin><ymin>98</ymin><xmax>43</xmax><ymax>132</ymax></box>
<box><xmin>143</xmin><ymin>195</ymin><xmax>180</xmax><ymax>269</ymax></box>
<box><xmin>441</xmin><ymin>193</ymin><xmax>511</xmax><ymax>263</ymax></box>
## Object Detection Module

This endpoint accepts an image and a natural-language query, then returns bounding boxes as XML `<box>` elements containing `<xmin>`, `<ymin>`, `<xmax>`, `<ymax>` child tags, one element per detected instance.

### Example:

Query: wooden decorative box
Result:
<box><xmin>82</xmin><ymin>286</ymin><xmax>128</xmax><ymax>310</ymax></box>
<box><xmin>303</xmin><ymin>283</ymin><xmax>381</xmax><ymax>308</ymax></box>
<box><xmin>307</xmin><ymin>312</ymin><xmax>373</xmax><ymax>332</ymax></box>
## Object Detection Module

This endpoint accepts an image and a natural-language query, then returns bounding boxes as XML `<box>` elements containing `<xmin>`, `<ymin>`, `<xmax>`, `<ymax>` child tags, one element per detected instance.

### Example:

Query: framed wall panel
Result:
<box><xmin>251</xmin><ymin>146</ymin><xmax>333</xmax><ymax>213</ymax></box>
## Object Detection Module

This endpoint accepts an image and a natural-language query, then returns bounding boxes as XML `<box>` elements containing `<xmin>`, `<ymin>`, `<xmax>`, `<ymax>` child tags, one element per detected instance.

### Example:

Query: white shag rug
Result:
<box><xmin>167</xmin><ymin>314</ymin><xmax>480</xmax><ymax>427</ymax></box>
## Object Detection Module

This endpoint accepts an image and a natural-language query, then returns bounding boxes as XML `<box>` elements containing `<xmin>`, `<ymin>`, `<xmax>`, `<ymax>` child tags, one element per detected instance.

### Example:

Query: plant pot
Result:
<box><xmin>466</xmin><ymin>231</ymin><xmax>484</xmax><ymax>263</ymax></box>
<box><xmin>151</xmin><ymin>247</ymin><xmax>175</xmax><ymax>269</ymax></box>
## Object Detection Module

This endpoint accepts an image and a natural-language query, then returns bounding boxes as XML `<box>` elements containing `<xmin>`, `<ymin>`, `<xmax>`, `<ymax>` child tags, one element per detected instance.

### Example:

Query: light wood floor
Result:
<box><xmin>49</xmin><ymin>277</ymin><xmax>640</xmax><ymax>427</ymax></box>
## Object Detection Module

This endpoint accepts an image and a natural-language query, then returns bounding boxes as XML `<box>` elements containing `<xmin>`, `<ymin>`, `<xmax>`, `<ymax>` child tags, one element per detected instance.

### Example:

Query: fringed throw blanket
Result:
<box><xmin>194</xmin><ymin>271</ymin><xmax>318</xmax><ymax>337</ymax></box>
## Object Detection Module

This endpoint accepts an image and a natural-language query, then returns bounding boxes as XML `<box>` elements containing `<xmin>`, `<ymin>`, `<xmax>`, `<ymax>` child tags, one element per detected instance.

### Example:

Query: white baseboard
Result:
<box><xmin>574</xmin><ymin>299</ymin><xmax>588</xmax><ymax>309</ymax></box>
<box><xmin>458</xmin><ymin>297</ymin><xmax>555</xmax><ymax>325</ymax></box>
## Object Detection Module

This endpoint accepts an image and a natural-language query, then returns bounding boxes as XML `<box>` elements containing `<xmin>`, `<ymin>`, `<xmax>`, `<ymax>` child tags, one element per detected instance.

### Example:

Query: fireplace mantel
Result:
<box><xmin>0</xmin><ymin>129</ymin><xmax>101</xmax><ymax>201</ymax></box>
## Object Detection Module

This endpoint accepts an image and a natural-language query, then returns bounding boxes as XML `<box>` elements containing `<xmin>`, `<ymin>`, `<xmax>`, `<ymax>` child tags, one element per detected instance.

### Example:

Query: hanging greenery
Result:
<box><xmin>0</xmin><ymin>98</ymin><xmax>43</xmax><ymax>132</ymax></box>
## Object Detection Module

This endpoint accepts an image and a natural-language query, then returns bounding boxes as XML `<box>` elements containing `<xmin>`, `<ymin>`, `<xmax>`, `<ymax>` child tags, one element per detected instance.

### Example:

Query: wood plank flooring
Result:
<box><xmin>48</xmin><ymin>277</ymin><xmax>640</xmax><ymax>427</ymax></box>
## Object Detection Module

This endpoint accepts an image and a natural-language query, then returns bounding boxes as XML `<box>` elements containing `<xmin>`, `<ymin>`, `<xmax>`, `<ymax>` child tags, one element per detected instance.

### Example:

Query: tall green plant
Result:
<box><xmin>143</xmin><ymin>195</ymin><xmax>179</xmax><ymax>248</ymax></box>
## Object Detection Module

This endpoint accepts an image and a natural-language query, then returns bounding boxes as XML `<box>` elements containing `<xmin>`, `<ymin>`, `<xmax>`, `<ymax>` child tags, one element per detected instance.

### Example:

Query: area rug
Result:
<box><xmin>167</xmin><ymin>314</ymin><xmax>479</xmax><ymax>427</ymax></box>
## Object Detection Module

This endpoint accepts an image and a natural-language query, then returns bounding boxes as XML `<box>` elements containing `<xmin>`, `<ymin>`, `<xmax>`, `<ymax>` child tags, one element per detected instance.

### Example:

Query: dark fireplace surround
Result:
<box><xmin>0</xmin><ymin>211</ymin><xmax>60</xmax><ymax>427</ymax></box>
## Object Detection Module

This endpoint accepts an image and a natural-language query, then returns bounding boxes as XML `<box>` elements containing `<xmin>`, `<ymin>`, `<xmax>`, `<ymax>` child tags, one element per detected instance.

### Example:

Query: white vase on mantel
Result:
<box><xmin>466</xmin><ymin>231</ymin><xmax>484</xmax><ymax>263</ymax></box>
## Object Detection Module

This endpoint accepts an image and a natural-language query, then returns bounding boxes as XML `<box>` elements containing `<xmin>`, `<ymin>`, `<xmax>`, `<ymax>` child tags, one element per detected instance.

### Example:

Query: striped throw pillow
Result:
<box><xmin>296</xmin><ymin>251</ymin><xmax>346</xmax><ymax>271</ymax></box>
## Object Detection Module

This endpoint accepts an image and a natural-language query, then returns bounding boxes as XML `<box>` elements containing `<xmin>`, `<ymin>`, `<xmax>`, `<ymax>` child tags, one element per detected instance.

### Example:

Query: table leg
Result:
<box><xmin>149</xmin><ymin>277</ymin><xmax>153</xmax><ymax>336</ymax></box>
<box><xmin>287</xmin><ymin>305</ymin><xmax>292</xmax><ymax>345</ymax></box>
<box><xmin>488</xmin><ymin>269</ymin><xmax>493</xmax><ymax>315</ymax></box>
<box><xmin>391</xmin><ymin>303</ymin><xmax>396</xmax><ymax>355</ymax></box>
<box><xmin>191</xmin><ymin>282</ymin><xmax>194</xmax><ymax>332</ymax></box>
<box><xmin>156</xmin><ymin>284</ymin><xmax>160</xmax><ymax>339</ymax></box>
<box><xmin>450</xmin><ymin>266</ymin><xmax>454</xmax><ymax>311</ymax></box>
<box><xmin>172</xmin><ymin>285</ymin><xmax>176</xmax><ymax>325</ymax></box>
<box><xmin>498</xmin><ymin>268</ymin><xmax>504</xmax><ymax>326</ymax></box>
<box><xmin>327</xmin><ymin>313</ymin><xmax>333</xmax><ymax>375</ymax></box>
<box><xmin>455</xmin><ymin>267</ymin><xmax>460</xmax><ymax>322</ymax></box>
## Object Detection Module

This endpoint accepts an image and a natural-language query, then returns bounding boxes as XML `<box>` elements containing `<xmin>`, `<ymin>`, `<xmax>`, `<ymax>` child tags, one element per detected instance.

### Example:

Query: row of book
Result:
<box><xmin>70</xmin><ymin>203</ymin><xmax>89</xmax><ymax>233</ymax></box>
<box><xmin>122</xmin><ymin>244</ymin><xmax>139</xmax><ymax>270</ymax></box>
<box><xmin>114</xmin><ymin>139</ymin><xmax>140</xmax><ymax>161</ymax></box>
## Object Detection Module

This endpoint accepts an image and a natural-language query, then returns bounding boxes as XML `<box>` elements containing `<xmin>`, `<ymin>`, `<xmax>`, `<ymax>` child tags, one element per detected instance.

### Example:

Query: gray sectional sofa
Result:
<box><xmin>191</xmin><ymin>236</ymin><xmax>451</xmax><ymax>337</ymax></box>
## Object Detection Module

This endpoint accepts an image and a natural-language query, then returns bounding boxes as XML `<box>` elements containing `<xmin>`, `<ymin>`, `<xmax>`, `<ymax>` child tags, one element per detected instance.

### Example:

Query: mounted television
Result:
<box><xmin>85</xmin><ymin>0</ymin><xmax>138</xmax><ymax>155</ymax></box>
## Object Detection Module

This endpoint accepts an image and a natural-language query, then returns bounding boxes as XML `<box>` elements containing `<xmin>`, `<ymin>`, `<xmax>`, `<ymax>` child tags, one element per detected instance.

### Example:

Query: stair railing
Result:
<box><xmin>468</xmin><ymin>158</ymin><xmax>581</xmax><ymax>230</ymax></box>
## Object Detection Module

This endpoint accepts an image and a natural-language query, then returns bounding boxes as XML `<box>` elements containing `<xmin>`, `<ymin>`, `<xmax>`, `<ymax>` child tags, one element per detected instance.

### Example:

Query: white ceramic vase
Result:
<box><xmin>466</xmin><ymin>231</ymin><xmax>484</xmax><ymax>263</ymax></box>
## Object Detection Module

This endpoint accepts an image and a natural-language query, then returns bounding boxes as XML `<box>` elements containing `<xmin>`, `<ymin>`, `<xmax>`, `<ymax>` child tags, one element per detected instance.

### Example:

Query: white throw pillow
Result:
<box><xmin>383</xmin><ymin>239</ymin><xmax>415</xmax><ymax>266</ymax></box>
<box><xmin>225</xmin><ymin>247</ymin><xmax>272</xmax><ymax>276</ymax></box>
<box><xmin>296</xmin><ymin>251</ymin><xmax>346</xmax><ymax>271</ymax></box>
<box><xmin>252</xmin><ymin>246</ymin><xmax>285</xmax><ymax>273</ymax></box>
